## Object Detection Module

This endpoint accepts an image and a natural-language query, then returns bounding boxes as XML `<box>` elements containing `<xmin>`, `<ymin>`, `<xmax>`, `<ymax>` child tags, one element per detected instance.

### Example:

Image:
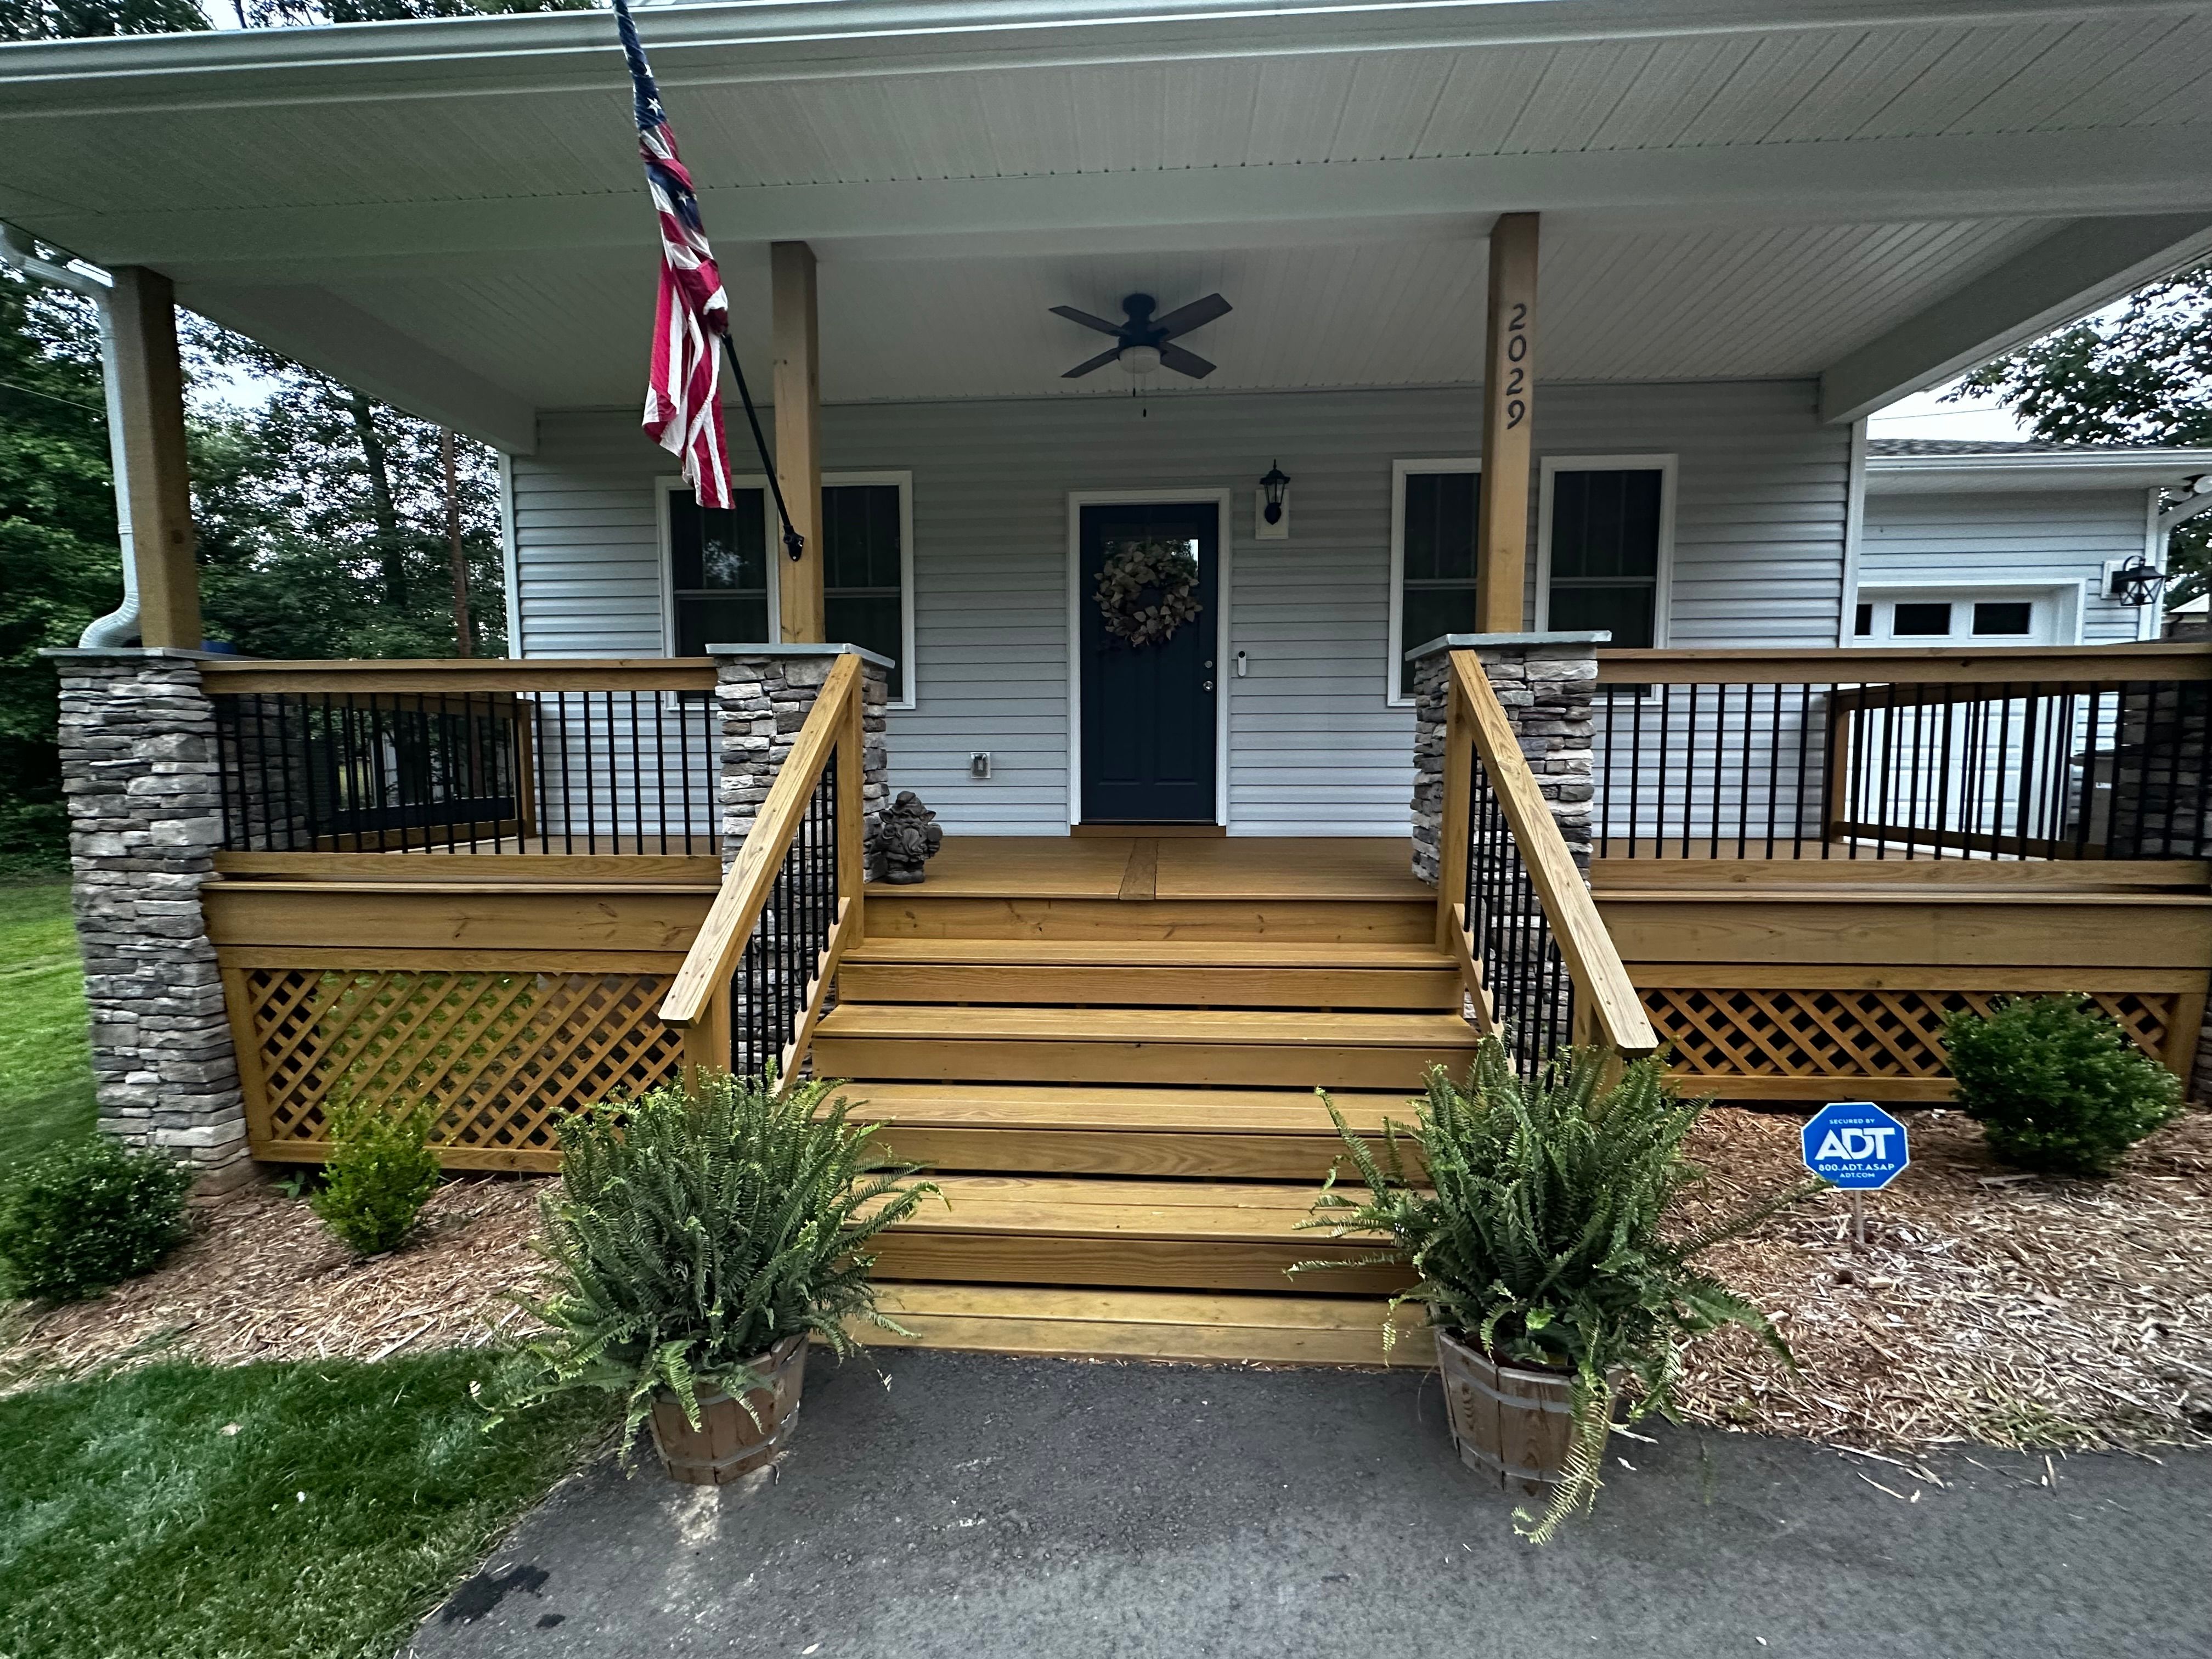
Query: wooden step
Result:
<box><xmin>830</xmin><ymin>1082</ymin><xmax>1423</xmax><ymax>1179</ymax></box>
<box><xmin>864</xmin><ymin>1175</ymin><xmax>1409</xmax><ymax>1296</ymax></box>
<box><xmin>839</xmin><ymin>938</ymin><xmax>1459</xmax><ymax>1009</ymax></box>
<box><xmin>815</xmin><ymin>1006</ymin><xmax>1480</xmax><ymax>1090</ymax></box>
<box><xmin>862</xmin><ymin>1284</ymin><xmax>1437</xmax><ymax>1368</ymax></box>
<box><xmin>860</xmin><ymin>895</ymin><xmax>1436</xmax><ymax>944</ymax></box>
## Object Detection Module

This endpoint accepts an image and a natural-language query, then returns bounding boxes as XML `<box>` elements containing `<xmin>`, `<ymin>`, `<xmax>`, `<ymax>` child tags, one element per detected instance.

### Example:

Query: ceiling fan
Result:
<box><xmin>1050</xmin><ymin>291</ymin><xmax>1232</xmax><ymax>380</ymax></box>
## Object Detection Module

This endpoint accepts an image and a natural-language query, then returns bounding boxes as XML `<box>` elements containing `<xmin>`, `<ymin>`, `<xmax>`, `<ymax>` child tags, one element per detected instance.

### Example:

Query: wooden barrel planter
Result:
<box><xmin>647</xmin><ymin>1334</ymin><xmax>809</xmax><ymax>1485</ymax></box>
<box><xmin>1434</xmin><ymin>1327</ymin><xmax>1585</xmax><ymax>1495</ymax></box>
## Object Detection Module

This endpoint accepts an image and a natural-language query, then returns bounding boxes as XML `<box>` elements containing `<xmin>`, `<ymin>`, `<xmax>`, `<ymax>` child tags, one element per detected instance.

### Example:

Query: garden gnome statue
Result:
<box><xmin>872</xmin><ymin>791</ymin><xmax>943</xmax><ymax>884</ymax></box>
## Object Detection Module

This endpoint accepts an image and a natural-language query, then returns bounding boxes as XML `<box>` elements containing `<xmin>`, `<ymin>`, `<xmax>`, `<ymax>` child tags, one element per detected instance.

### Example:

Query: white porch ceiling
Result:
<box><xmin>5</xmin><ymin>0</ymin><xmax>2209</xmax><ymax>446</ymax></box>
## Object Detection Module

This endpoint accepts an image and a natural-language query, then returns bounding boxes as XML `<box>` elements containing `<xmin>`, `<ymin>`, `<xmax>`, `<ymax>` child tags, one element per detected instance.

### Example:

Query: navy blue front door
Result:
<box><xmin>1078</xmin><ymin>502</ymin><xmax>1219</xmax><ymax>825</ymax></box>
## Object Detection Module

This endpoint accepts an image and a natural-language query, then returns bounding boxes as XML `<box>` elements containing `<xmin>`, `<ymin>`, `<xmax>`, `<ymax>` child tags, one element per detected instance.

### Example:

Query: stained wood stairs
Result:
<box><xmin>815</xmin><ymin>836</ymin><xmax>1472</xmax><ymax>1367</ymax></box>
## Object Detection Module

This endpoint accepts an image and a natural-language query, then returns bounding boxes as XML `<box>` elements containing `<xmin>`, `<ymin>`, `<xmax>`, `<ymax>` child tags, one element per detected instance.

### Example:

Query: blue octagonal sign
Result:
<box><xmin>1801</xmin><ymin>1101</ymin><xmax>1910</xmax><ymax>1191</ymax></box>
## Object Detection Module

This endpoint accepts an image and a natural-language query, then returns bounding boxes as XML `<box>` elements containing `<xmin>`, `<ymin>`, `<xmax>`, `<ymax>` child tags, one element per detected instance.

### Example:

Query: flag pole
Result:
<box><xmin>720</xmin><ymin>334</ymin><xmax>804</xmax><ymax>563</ymax></box>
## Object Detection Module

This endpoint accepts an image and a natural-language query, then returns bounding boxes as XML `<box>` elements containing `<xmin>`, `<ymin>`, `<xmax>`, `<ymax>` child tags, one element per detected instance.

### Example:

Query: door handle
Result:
<box><xmin>1203</xmin><ymin>680</ymin><xmax>1214</xmax><ymax>692</ymax></box>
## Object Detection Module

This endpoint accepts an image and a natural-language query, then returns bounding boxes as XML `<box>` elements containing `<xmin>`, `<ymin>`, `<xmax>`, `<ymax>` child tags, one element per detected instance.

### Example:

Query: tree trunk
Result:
<box><xmin>345</xmin><ymin>390</ymin><xmax>406</xmax><ymax>609</ymax></box>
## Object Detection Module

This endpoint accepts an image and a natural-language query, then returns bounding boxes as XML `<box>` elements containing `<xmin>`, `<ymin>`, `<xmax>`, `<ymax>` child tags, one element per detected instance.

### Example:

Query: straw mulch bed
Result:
<box><xmin>1672</xmin><ymin>1106</ymin><xmax>2212</xmax><ymax>1453</ymax></box>
<box><xmin>0</xmin><ymin>1174</ymin><xmax>550</xmax><ymax>1393</ymax></box>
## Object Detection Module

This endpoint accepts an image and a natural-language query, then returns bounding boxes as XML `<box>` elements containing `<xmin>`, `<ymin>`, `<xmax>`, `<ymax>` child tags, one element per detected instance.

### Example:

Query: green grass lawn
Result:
<box><xmin>0</xmin><ymin>881</ymin><xmax>97</xmax><ymax>1172</ymax></box>
<box><xmin>0</xmin><ymin>1351</ymin><xmax>611</xmax><ymax>1659</ymax></box>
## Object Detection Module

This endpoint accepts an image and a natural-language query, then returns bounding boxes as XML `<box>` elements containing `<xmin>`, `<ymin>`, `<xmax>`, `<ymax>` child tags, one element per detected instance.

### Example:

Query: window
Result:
<box><xmin>1850</xmin><ymin>586</ymin><xmax>2075</xmax><ymax>647</ymax></box>
<box><xmin>823</xmin><ymin>483</ymin><xmax>907</xmax><ymax>699</ymax></box>
<box><xmin>667</xmin><ymin>485</ymin><xmax>770</xmax><ymax>655</ymax></box>
<box><xmin>1389</xmin><ymin>461</ymin><xmax>1482</xmax><ymax>700</ymax></box>
<box><xmin>662</xmin><ymin>472</ymin><xmax>915</xmax><ymax>705</ymax></box>
<box><xmin>1538</xmin><ymin>459</ymin><xmax>1672</xmax><ymax>652</ymax></box>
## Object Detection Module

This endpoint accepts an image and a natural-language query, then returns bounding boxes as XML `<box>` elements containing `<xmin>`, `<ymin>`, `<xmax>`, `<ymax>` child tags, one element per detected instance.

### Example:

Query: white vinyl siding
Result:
<box><xmin>510</xmin><ymin>380</ymin><xmax>1849</xmax><ymax>836</ymax></box>
<box><xmin>1860</xmin><ymin>490</ymin><xmax>2152</xmax><ymax>646</ymax></box>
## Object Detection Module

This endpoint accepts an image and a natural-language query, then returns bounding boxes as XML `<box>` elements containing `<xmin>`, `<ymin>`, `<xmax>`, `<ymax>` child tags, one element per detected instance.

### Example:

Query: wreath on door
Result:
<box><xmin>1094</xmin><ymin>539</ymin><xmax>1202</xmax><ymax>648</ymax></box>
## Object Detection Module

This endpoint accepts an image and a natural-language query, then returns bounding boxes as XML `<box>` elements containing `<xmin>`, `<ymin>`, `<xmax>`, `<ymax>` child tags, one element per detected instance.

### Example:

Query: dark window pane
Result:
<box><xmin>1972</xmin><ymin>600</ymin><xmax>2033</xmax><ymax>636</ymax></box>
<box><xmin>1854</xmin><ymin>602</ymin><xmax>1874</xmax><ymax>637</ymax></box>
<box><xmin>1400</xmin><ymin>583</ymin><xmax>1481</xmax><ymax>695</ymax></box>
<box><xmin>823</xmin><ymin>484</ymin><xmax>901</xmax><ymax>590</ymax></box>
<box><xmin>1550</xmin><ymin>469</ymin><xmax>1661</xmax><ymax>581</ymax></box>
<box><xmin>669</xmin><ymin>488</ymin><xmax>766</xmax><ymax>594</ymax></box>
<box><xmin>826</xmin><ymin>595</ymin><xmax>904</xmax><ymax>699</ymax></box>
<box><xmin>1892</xmin><ymin>601</ymin><xmax>1953</xmax><ymax>637</ymax></box>
<box><xmin>674</xmin><ymin>593</ymin><xmax>769</xmax><ymax>656</ymax></box>
<box><xmin>1548</xmin><ymin>584</ymin><xmax>1655</xmax><ymax>650</ymax></box>
<box><xmin>1403</xmin><ymin>472</ymin><xmax>1479</xmax><ymax>584</ymax></box>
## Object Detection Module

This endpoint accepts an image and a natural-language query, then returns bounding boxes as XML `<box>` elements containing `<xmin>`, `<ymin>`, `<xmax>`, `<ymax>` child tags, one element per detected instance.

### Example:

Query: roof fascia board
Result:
<box><xmin>187</xmin><ymin>283</ymin><xmax>538</xmax><ymax>453</ymax></box>
<box><xmin>0</xmin><ymin>0</ymin><xmax>2196</xmax><ymax>111</ymax></box>
<box><xmin>1867</xmin><ymin>452</ymin><xmax>2212</xmax><ymax>494</ymax></box>
<box><xmin>1819</xmin><ymin>215</ymin><xmax>2212</xmax><ymax>426</ymax></box>
<box><xmin>30</xmin><ymin>128</ymin><xmax>2212</xmax><ymax>278</ymax></box>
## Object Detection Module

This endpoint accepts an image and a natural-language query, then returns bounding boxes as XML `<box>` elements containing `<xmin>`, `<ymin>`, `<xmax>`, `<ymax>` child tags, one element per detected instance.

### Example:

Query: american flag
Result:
<box><xmin>614</xmin><ymin>0</ymin><xmax>733</xmax><ymax>509</ymax></box>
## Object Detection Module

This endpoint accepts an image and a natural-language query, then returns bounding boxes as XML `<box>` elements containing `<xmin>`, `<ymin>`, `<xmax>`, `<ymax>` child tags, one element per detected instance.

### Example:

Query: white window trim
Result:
<box><xmin>1533</xmin><ymin>453</ymin><xmax>1678</xmax><ymax>650</ymax></box>
<box><xmin>1850</xmin><ymin>579</ymin><xmax>2085</xmax><ymax>647</ymax></box>
<box><xmin>656</xmin><ymin>470</ymin><xmax>917</xmax><ymax>710</ymax></box>
<box><xmin>1386</xmin><ymin>457</ymin><xmax>1482</xmax><ymax>709</ymax></box>
<box><xmin>1065</xmin><ymin>489</ymin><xmax>1235</xmax><ymax>832</ymax></box>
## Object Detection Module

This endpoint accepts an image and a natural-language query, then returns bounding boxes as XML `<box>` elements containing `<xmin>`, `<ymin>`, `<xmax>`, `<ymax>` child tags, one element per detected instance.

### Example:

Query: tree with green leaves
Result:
<box><xmin>0</xmin><ymin>273</ymin><xmax>125</xmax><ymax>868</ymax></box>
<box><xmin>1957</xmin><ymin>263</ymin><xmax>2212</xmax><ymax>605</ymax></box>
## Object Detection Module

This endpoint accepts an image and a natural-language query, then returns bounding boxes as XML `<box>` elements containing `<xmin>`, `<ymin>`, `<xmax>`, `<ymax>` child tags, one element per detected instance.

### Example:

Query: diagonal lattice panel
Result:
<box><xmin>245</xmin><ymin>967</ymin><xmax>684</xmax><ymax>1154</ymax></box>
<box><xmin>1645</xmin><ymin>986</ymin><xmax>2172</xmax><ymax>1079</ymax></box>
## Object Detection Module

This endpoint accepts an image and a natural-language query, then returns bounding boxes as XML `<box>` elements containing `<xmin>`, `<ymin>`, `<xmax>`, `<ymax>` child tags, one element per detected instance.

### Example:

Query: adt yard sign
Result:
<box><xmin>1802</xmin><ymin>1102</ymin><xmax>1909</xmax><ymax>1190</ymax></box>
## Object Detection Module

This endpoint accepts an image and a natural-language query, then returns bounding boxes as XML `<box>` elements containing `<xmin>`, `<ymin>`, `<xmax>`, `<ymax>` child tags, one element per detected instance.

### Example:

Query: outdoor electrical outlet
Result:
<box><xmin>969</xmin><ymin>752</ymin><xmax>991</xmax><ymax>780</ymax></box>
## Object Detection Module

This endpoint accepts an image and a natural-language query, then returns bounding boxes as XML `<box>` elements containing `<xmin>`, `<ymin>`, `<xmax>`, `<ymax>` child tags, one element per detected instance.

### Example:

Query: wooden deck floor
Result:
<box><xmin>878</xmin><ymin>836</ymin><xmax>1429</xmax><ymax>902</ymax></box>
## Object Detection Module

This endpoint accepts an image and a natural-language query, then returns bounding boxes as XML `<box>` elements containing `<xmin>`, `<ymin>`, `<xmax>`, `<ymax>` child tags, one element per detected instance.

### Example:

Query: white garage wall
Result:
<box><xmin>510</xmin><ymin>380</ymin><xmax>1849</xmax><ymax>836</ymax></box>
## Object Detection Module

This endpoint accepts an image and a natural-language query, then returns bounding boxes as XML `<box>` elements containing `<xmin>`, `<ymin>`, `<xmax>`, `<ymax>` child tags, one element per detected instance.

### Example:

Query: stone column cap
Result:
<box><xmin>705</xmin><ymin>641</ymin><xmax>896</xmax><ymax>670</ymax></box>
<box><xmin>42</xmin><ymin>646</ymin><xmax>233</xmax><ymax>662</ymax></box>
<box><xmin>1406</xmin><ymin>631</ymin><xmax>1611</xmax><ymax>662</ymax></box>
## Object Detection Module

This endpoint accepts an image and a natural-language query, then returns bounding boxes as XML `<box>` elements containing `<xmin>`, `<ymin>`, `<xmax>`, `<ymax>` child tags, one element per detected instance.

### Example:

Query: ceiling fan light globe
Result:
<box><xmin>1118</xmin><ymin>345</ymin><xmax>1163</xmax><ymax>376</ymax></box>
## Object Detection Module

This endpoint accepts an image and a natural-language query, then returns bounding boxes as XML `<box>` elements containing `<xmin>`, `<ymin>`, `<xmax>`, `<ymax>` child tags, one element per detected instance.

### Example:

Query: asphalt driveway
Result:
<box><xmin>409</xmin><ymin>1350</ymin><xmax>2211</xmax><ymax>1659</ymax></box>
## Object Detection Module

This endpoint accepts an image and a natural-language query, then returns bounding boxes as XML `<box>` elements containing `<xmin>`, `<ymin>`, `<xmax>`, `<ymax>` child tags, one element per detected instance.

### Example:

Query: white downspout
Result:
<box><xmin>0</xmin><ymin>223</ymin><xmax>139</xmax><ymax>647</ymax></box>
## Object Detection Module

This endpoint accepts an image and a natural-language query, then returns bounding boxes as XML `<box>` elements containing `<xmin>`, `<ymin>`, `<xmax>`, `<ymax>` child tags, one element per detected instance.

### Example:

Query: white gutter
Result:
<box><xmin>0</xmin><ymin>223</ymin><xmax>138</xmax><ymax>648</ymax></box>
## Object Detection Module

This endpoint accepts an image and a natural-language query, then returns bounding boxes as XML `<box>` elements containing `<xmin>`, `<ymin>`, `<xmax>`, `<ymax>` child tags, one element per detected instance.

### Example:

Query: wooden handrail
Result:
<box><xmin>660</xmin><ymin>652</ymin><xmax>863</xmax><ymax>1037</ymax></box>
<box><xmin>1595</xmin><ymin>642</ymin><xmax>2211</xmax><ymax>686</ymax></box>
<box><xmin>1446</xmin><ymin>650</ymin><xmax>1657</xmax><ymax>1058</ymax></box>
<box><xmin>201</xmin><ymin>657</ymin><xmax>716</xmax><ymax>694</ymax></box>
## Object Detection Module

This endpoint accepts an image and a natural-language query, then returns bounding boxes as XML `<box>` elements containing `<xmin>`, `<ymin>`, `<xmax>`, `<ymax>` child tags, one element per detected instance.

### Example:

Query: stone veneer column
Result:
<box><xmin>1409</xmin><ymin>632</ymin><xmax>1604</xmax><ymax>888</ymax></box>
<box><xmin>708</xmin><ymin>645</ymin><xmax>890</xmax><ymax>871</ymax></box>
<box><xmin>49</xmin><ymin>648</ymin><xmax>250</xmax><ymax>1189</ymax></box>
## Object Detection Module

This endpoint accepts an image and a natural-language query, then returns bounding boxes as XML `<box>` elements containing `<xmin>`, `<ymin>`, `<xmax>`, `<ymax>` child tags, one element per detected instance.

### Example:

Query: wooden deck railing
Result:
<box><xmin>200</xmin><ymin>657</ymin><xmax>720</xmax><ymax>860</ymax></box>
<box><xmin>660</xmin><ymin>653</ymin><xmax>866</xmax><ymax>1089</ymax></box>
<box><xmin>1592</xmin><ymin>642</ymin><xmax>2210</xmax><ymax>862</ymax></box>
<box><xmin>1437</xmin><ymin>650</ymin><xmax>1657</xmax><ymax>1077</ymax></box>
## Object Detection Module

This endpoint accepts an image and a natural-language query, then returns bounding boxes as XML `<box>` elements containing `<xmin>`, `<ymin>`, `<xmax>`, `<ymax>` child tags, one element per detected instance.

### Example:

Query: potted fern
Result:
<box><xmin>1299</xmin><ymin>1036</ymin><xmax>1808</xmax><ymax>1541</ymax></box>
<box><xmin>486</xmin><ymin>1071</ymin><xmax>938</xmax><ymax>1484</ymax></box>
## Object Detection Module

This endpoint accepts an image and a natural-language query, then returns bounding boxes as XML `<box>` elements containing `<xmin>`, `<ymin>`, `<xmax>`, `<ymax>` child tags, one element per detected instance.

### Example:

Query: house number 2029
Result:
<box><xmin>1501</xmin><ymin>301</ymin><xmax>1529</xmax><ymax>430</ymax></box>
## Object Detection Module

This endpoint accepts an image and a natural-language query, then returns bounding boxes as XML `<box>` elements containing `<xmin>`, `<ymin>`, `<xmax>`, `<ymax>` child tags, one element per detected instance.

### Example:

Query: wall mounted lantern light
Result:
<box><xmin>2108</xmin><ymin>554</ymin><xmax>2168</xmax><ymax>608</ymax></box>
<box><xmin>1260</xmin><ymin>461</ymin><xmax>1291</xmax><ymax>524</ymax></box>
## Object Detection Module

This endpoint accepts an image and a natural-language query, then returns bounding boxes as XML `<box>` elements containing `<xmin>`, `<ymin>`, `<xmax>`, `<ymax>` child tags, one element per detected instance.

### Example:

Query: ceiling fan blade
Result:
<box><xmin>1152</xmin><ymin>292</ymin><xmax>1232</xmax><ymax>340</ymax></box>
<box><xmin>1062</xmin><ymin>346</ymin><xmax>1125</xmax><ymax>379</ymax></box>
<box><xmin>1158</xmin><ymin>342</ymin><xmax>1217</xmax><ymax>379</ymax></box>
<box><xmin>1049</xmin><ymin>304</ymin><xmax>1126</xmax><ymax>337</ymax></box>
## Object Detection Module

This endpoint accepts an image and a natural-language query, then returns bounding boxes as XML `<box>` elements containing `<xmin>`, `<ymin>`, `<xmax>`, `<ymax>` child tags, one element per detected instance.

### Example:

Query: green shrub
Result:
<box><xmin>0</xmin><ymin>1135</ymin><xmax>193</xmax><ymax>1302</ymax></box>
<box><xmin>1299</xmin><ymin>1037</ymin><xmax>1812</xmax><ymax>1541</ymax></box>
<box><xmin>486</xmin><ymin>1071</ymin><xmax>940</xmax><ymax>1452</ymax></box>
<box><xmin>310</xmin><ymin>1096</ymin><xmax>443</xmax><ymax>1255</ymax></box>
<box><xmin>1943</xmin><ymin>994</ymin><xmax>2182</xmax><ymax>1177</ymax></box>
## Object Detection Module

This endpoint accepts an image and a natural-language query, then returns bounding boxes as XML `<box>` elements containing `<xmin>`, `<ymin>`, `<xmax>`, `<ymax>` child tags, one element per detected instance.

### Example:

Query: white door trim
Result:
<box><xmin>1065</xmin><ymin>488</ymin><xmax>1235</xmax><ymax>832</ymax></box>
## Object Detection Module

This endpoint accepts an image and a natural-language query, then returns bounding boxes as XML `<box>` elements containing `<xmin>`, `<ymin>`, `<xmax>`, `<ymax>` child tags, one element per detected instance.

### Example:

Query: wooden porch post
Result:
<box><xmin>771</xmin><ymin>241</ymin><xmax>826</xmax><ymax>644</ymax></box>
<box><xmin>1476</xmin><ymin>213</ymin><xmax>1538</xmax><ymax>635</ymax></box>
<box><xmin>109</xmin><ymin>267</ymin><xmax>201</xmax><ymax>650</ymax></box>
